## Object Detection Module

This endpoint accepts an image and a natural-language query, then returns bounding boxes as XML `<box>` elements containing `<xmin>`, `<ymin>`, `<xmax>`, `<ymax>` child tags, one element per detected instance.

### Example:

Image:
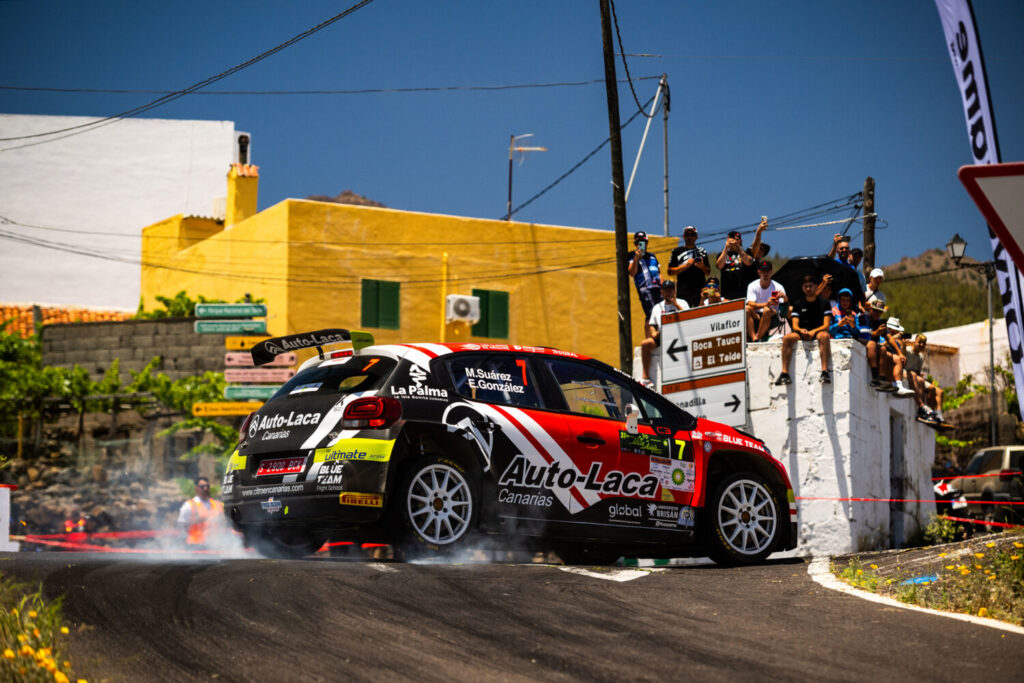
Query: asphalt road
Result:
<box><xmin>1</xmin><ymin>552</ymin><xmax>1021</xmax><ymax>682</ymax></box>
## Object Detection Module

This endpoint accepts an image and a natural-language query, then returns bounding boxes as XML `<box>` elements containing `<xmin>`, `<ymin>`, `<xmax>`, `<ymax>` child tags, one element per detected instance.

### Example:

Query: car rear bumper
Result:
<box><xmin>225</xmin><ymin>488</ymin><xmax>386</xmax><ymax>529</ymax></box>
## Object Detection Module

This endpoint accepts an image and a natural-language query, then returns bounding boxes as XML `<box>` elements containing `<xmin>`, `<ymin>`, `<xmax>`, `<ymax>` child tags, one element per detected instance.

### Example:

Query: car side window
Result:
<box><xmin>1010</xmin><ymin>450</ymin><xmax>1024</xmax><ymax>472</ymax></box>
<box><xmin>981</xmin><ymin>449</ymin><xmax>1004</xmax><ymax>473</ymax></box>
<box><xmin>445</xmin><ymin>354</ymin><xmax>543</xmax><ymax>408</ymax></box>
<box><xmin>544</xmin><ymin>359</ymin><xmax>637</xmax><ymax>421</ymax></box>
<box><xmin>964</xmin><ymin>453</ymin><xmax>984</xmax><ymax>476</ymax></box>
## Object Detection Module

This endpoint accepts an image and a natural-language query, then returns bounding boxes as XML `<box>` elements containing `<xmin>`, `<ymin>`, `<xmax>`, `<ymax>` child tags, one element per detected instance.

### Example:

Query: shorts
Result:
<box><xmin>637</xmin><ymin>288</ymin><xmax>662</xmax><ymax>320</ymax></box>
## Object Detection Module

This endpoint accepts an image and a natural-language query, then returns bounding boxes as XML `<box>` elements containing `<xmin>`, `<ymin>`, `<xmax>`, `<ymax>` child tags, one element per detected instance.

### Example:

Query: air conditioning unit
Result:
<box><xmin>446</xmin><ymin>294</ymin><xmax>481</xmax><ymax>324</ymax></box>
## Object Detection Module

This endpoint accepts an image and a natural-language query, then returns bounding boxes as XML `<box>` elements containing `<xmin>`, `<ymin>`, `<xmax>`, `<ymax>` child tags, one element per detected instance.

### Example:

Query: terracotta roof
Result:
<box><xmin>230</xmin><ymin>163</ymin><xmax>259</xmax><ymax>177</ymax></box>
<box><xmin>0</xmin><ymin>304</ymin><xmax>133</xmax><ymax>338</ymax></box>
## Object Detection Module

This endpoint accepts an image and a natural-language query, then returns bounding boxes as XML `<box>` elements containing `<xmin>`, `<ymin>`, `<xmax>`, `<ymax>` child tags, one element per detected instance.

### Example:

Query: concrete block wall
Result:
<box><xmin>41</xmin><ymin>319</ymin><xmax>229</xmax><ymax>384</ymax></box>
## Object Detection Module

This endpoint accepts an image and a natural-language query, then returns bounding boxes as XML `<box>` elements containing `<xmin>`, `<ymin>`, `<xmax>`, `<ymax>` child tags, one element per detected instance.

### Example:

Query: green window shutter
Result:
<box><xmin>378</xmin><ymin>280</ymin><xmax>400</xmax><ymax>329</ymax></box>
<box><xmin>361</xmin><ymin>279</ymin><xmax>379</xmax><ymax>327</ymax></box>
<box><xmin>470</xmin><ymin>289</ymin><xmax>509</xmax><ymax>339</ymax></box>
<box><xmin>489</xmin><ymin>290</ymin><xmax>509</xmax><ymax>339</ymax></box>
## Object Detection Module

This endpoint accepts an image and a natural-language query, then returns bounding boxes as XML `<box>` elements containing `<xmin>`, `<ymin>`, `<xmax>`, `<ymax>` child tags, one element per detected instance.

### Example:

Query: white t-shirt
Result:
<box><xmin>647</xmin><ymin>298</ymin><xmax>688</xmax><ymax>332</ymax></box>
<box><xmin>865</xmin><ymin>287</ymin><xmax>886</xmax><ymax>307</ymax></box>
<box><xmin>746</xmin><ymin>279</ymin><xmax>787</xmax><ymax>312</ymax></box>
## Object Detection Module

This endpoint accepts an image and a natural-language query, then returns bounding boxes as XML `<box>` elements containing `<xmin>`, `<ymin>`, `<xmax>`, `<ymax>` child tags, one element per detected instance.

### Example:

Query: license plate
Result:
<box><xmin>256</xmin><ymin>456</ymin><xmax>306</xmax><ymax>477</ymax></box>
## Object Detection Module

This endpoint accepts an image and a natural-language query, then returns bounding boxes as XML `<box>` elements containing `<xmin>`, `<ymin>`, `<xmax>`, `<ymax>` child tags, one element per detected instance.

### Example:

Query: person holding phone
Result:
<box><xmin>626</xmin><ymin>230</ymin><xmax>662</xmax><ymax>318</ymax></box>
<box><xmin>668</xmin><ymin>225</ymin><xmax>711</xmax><ymax>308</ymax></box>
<box><xmin>745</xmin><ymin>259</ymin><xmax>787</xmax><ymax>343</ymax></box>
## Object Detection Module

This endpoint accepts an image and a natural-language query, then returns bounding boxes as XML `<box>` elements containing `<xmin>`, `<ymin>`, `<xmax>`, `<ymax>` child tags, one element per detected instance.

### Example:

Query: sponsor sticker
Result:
<box><xmin>608</xmin><ymin>502</ymin><xmax>643</xmax><ymax>524</ymax></box>
<box><xmin>261</xmin><ymin>497</ymin><xmax>282</xmax><ymax>514</ymax></box>
<box><xmin>249</xmin><ymin>410</ymin><xmax>322</xmax><ymax>438</ymax></box>
<box><xmin>678</xmin><ymin>506</ymin><xmax>695</xmax><ymax>527</ymax></box>
<box><xmin>315</xmin><ymin>463</ymin><xmax>344</xmax><ymax>487</ymax></box>
<box><xmin>339</xmin><ymin>492</ymin><xmax>383</xmax><ymax>508</ymax></box>
<box><xmin>619</xmin><ymin>431</ymin><xmax>670</xmax><ymax>458</ymax></box>
<box><xmin>226</xmin><ymin>450</ymin><xmax>247</xmax><ymax>472</ymax></box>
<box><xmin>289</xmin><ymin>383</ymin><xmax>322</xmax><ymax>395</ymax></box>
<box><xmin>497</xmin><ymin>488</ymin><xmax>554</xmax><ymax>507</ymax></box>
<box><xmin>650</xmin><ymin>457</ymin><xmax>695</xmax><ymax>493</ymax></box>
<box><xmin>314</xmin><ymin>438</ymin><xmax>395</xmax><ymax>464</ymax></box>
<box><xmin>499</xmin><ymin>455</ymin><xmax>659</xmax><ymax>498</ymax></box>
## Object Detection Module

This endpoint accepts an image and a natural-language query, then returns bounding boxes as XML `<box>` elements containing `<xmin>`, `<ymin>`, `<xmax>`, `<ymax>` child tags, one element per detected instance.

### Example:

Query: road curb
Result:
<box><xmin>807</xmin><ymin>556</ymin><xmax>1024</xmax><ymax>636</ymax></box>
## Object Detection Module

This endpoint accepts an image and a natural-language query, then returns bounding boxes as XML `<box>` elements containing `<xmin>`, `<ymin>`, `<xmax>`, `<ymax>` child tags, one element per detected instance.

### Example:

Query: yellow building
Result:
<box><xmin>140</xmin><ymin>164</ymin><xmax>677</xmax><ymax>366</ymax></box>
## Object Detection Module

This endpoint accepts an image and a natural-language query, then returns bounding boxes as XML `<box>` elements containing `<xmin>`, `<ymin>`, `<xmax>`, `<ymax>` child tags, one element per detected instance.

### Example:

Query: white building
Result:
<box><xmin>0</xmin><ymin>114</ymin><xmax>250</xmax><ymax>309</ymax></box>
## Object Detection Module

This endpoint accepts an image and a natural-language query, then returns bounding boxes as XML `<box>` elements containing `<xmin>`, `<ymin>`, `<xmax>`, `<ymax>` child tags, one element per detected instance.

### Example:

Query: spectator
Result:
<box><xmin>904</xmin><ymin>333</ymin><xmax>947</xmax><ymax>423</ymax></box>
<box><xmin>856</xmin><ymin>299</ymin><xmax>890</xmax><ymax>389</ymax></box>
<box><xmin>738</xmin><ymin>218</ymin><xmax>770</xmax><ymax>293</ymax></box>
<box><xmin>668</xmin><ymin>225</ymin><xmax>711</xmax><ymax>308</ymax></box>
<box><xmin>864</xmin><ymin>268</ymin><xmax>886</xmax><ymax>311</ymax></box>
<box><xmin>640</xmin><ymin>280</ymin><xmax>688</xmax><ymax>387</ymax></box>
<box><xmin>745</xmin><ymin>260</ymin><xmax>787</xmax><ymax>343</ymax></box>
<box><xmin>815</xmin><ymin>274</ymin><xmax>839</xmax><ymax>316</ymax></box>
<box><xmin>880</xmin><ymin>317</ymin><xmax>915</xmax><ymax>396</ymax></box>
<box><xmin>177</xmin><ymin>476</ymin><xmax>225</xmax><ymax>548</ymax></box>
<box><xmin>776</xmin><ymin>274</ymin><xmax>833</xmax><ymax>385</ymax></box>
<box><xmin>829</xmin><ymin>288</ymin><xmax>859</xmax><ymax>338</ymax></box>
<box><xmin>701</xmin><ymin>277</ymin><xmax>723</xmax><ymax>306</ymax></box>
<box><xmin>849</xmin><ymin>247</ymin><xmax>868</xmax><ymax>291</ymax></box>
<box><xmin>717</xmin><ymin>230</ymin><xmax>754</xmax><ymax>300</ymax></box>
<box><xmin>826</xmin><ymin>233</ymin><xmax>855</xmax><ymax>268</ymax></box>
<box><xmin>627</xmin><ymin>230</ymin><xmax>662</xmax><ymax>319</ymax></box>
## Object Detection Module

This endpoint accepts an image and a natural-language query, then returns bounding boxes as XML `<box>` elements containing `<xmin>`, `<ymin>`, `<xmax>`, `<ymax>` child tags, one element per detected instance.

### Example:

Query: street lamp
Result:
<box><xmin>945</xmin><ymin>233</ymin><xmax>998</xmax><ymax>444</ymax></box>
<box><xmin>506</xmin><ymin>133</ymin><xmax>547</xmax><ymax>221</ymax></box>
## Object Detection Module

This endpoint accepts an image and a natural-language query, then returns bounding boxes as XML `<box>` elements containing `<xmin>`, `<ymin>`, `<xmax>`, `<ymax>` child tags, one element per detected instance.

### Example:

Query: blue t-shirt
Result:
<box><xmin>625</xmin><ymin>251</ymin><xmax>661</xmax><ymax>292</ymax></box>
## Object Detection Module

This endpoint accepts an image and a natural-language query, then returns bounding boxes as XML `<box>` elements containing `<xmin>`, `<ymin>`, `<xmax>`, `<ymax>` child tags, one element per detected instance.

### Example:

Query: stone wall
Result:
<box><xmin>41</xmin><ymin>318</ymin><xmax>229</xmax><ymax>384</ymax></box>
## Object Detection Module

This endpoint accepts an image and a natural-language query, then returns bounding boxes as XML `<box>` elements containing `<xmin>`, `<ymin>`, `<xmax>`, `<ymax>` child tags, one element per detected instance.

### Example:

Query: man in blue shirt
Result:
<box><xmin>626</xmin><ymin>230</ymin><xmax>662</xmax><ymax>319</ymax></box>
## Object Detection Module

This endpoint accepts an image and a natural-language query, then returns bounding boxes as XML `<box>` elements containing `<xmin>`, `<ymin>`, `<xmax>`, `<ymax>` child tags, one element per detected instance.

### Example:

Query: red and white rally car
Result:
<box><xmin>223</xmin><ymin>329</ymin><xmax>798</xmax><ymax>564</ymax></box>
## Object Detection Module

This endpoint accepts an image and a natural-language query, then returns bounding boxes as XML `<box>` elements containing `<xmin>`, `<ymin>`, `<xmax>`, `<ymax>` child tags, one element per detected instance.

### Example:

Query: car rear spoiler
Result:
<box><xmin>250</xmin><ymin>329</ymin><xmax>375</xmax><ymax>366</ymax></box>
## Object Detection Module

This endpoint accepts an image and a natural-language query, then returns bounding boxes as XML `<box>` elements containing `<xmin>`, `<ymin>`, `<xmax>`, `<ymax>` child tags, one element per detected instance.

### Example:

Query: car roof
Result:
<box><xmin>365</xmin><ymin>342</ymin><xmax>591</xmax><ymax>362</ymax></box>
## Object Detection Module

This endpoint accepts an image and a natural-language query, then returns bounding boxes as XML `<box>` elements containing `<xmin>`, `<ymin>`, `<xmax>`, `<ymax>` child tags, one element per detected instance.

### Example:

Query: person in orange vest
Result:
<box><xmin>176</xmin><ymin>477</ymin><xmax>224</xmax><ymax>548</ymax></box>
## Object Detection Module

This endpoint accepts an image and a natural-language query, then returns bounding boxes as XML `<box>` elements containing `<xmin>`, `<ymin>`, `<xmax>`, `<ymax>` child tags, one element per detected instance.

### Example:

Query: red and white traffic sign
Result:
<box><xmin>959</xmin><ymin>162</ymin><xmax>1024</xmax><ymax>272</ymax></box>
<box><xmin>224</xmin><ymin>368</ymin><xmax>295</xmax><ymax>384</ymax></box>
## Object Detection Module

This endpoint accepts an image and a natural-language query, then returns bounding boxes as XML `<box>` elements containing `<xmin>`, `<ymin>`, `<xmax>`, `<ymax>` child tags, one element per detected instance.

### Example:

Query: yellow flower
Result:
<box><xmin>63</xmin><ymin>661</ymin><xmax>70</xmax><ymax>669</ymax></box>
<box><xmin>938</xmin><ymin>552</ymin><xmax>947</xmax><ymax>557</ymax></box>
<box><xmin>961</xmin><ymin>569</ymin><xmax>971</xmax><ymax>575</ymax></box>
<box><xmin>922</xmin><ymin>581</ymin><xmax>930</xmax><ymax>586</ymax></box>
<box><xmin>975</xmin><ymin>564</ymin><xmax>983</xmax><ymax>569</ymax></box>
<box><xmin>17</xmin><ymin>634</ymin><xmax>27</xmax><ymax>643</ymax></box>
<box><xmin>856</xmin><ymin>569</ymin><xmax>863</xmax><ymax>575</ymax></box>
<box><xmin>3</xmin><ymin>649</ymin><xmax>14</xmax><ymax>660</ymax></box>
<box><xmin>33</xmin><ymin>628</ymin><xmax>41</xmax><ymax>638</ymax></box>
<box><xmin>1014</xmin><ymin>542</ymin><xmax>1023</xmax><ymax>548</ymax></box>
<box><xmin>1012</xmin><ymin>555</ymin><xmax>1021</xmax><ymax>561</ymax></box>
<box><xmin>985</xmin><ymin>542</ymin><xmax>996</xmax><ymax>548</ymax></box>
<box><xmin>60</xmin><ymin>627</ymin><xmax>69</xmax><ymax>635</ymax></box>
<box><xmin>988</xmin><ymin>575</ymin><xmax>997</xmax><ymax>581</ymax></box>
<box><xmin>974</xmin><ymin>552</ymin><xmax>985</xmax><ymax>558</ymax></box>
<box><xmin>54</xmin><ymin>672</ymin><xmax>69</xmax><ymax>683</ymax></box>
<box><xmin>20</xmin><ymin>644</ymin><xmax>34</xmax><ymax>657</ymax></box>
<box><xmin>984</xmin><ymin>569</ymin><xmax>991</xmax><ymax>574</ymax></box>
<box><xmin>978</xmin><ymin>607</ymin><xmax>989</xmax><ymax>617</ymax></box>
<box><xmin>945</xmin><ymin>565</ymin><xmax>955</xmax><ymax>570</ymax></box>
<box><xmin>870</xmin><ymin>564</ymin><xmax>878</xmax><ymax>570</ymax></box>
<box><xmin>39</xmin><ymin>648</ymin><xmax>51</xmax><ymax>657</ymax></box>
<box><xmin>28</xmin><ymin>610</ymin><xmax>37</xmax><ymax>618</ymax></box>
<box><xmin>10</xmin><ymin>607</ymin><xmax>18</xmax><ymax>616</ymax></box>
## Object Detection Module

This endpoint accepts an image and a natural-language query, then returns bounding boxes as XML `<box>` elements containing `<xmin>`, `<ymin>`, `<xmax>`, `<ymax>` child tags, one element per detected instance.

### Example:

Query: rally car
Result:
<box><xmin>223</xmin><ymin>329</ymin><xmax>798</xmax><ymax>565</ymax></box>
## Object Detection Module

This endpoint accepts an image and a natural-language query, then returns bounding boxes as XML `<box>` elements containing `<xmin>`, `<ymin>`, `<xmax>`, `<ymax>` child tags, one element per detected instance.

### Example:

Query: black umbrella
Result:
<box><xmin>772</xmin><ymin>256</ymin><xmax>865</xmax><ymax>308</ymax></box>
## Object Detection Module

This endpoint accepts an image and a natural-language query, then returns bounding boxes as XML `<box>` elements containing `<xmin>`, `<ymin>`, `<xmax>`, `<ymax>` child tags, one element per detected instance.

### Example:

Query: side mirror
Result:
<box><xmin>625</xmin><ymin>403</ymin><xmax>640</xmax><ymax>435</ymax></box>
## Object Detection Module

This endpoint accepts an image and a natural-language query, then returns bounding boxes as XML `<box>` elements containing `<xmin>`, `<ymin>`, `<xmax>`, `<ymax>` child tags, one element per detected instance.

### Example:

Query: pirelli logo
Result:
<box><xmin>339</xmin><ymin>492</ymin><xmax>383</xmax><ymax>508</ymax></box>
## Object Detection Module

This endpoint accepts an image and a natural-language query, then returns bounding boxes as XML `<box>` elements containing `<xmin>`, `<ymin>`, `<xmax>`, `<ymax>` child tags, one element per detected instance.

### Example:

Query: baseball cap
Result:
<box><xmin>838</xmin><ymin>288</ymin><xmax>853</xmax><ymax>298</ymax></box>
<box><xmin>633</xmin><ymin>230</ymin><xmax>648</xmax><ymax>243</ymax></box>
<box><xmin>870</xmin><ymin>267</ymin><xmax>884</xmax><ymax>279</ymax></box>
<box><xmin>660</xmin><ymin>279</ymin><xmax>675</xmax><ymax>289</ymax></box>
<box><xmin>756</xmin><ymin>259</ymin><xmax>772</xmax><ymax>270</ymax></box>
<box><xmin>727</xmin><ymin>230</ymin><xmax>741</xmax><ymax>239</ymax></box>
<box><xmin>682</xmin><ymin>225</ymin><xmax>698</xmax><ymax>235</ymax></box>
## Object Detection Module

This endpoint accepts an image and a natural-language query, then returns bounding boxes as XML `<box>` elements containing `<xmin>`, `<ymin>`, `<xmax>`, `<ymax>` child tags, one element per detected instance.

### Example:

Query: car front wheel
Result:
<box><xmin>704</xmin><ymin>471</ymin><xmax>781</xmax><ymax>566</ymax></box>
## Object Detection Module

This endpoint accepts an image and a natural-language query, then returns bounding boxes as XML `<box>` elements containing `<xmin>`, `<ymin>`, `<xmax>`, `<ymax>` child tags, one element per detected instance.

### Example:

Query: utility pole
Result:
<box><xmin>862</xmin><ymin>176</ymin><xmax>876</xmax><ymax>271</ymax></box>
<box><xmin>599</xmin><ymin>0</ymin><xmax>632</xmax><ymax>372</ymax></box>
<box><xmin>661</xmin><ymin>74</ymin><xmax>670</xmax><ymax>236</ymax></box>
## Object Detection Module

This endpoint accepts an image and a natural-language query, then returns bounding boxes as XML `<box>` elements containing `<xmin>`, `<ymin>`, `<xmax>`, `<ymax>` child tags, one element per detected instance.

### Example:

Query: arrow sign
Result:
<box><xmin>725</xmin><ymin>394</ymin><xmax>741</xmax><ymax>413</ymax></box>
<box><xmin>666</xmin><ymin>338</ymin><xmax>687</xmax><ymax>363</ymax></box>
<box><xmin>195</xmin><ymin>303</ymin><xmax>267</xmax><ymax>318</ymax></box>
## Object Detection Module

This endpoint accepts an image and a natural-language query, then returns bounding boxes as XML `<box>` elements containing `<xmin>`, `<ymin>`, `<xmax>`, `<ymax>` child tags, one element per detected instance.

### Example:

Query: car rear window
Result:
<box><xmin>271</xmin><ymin>356</ymin><xmax>397</xmax><ymax>399</ymax></box>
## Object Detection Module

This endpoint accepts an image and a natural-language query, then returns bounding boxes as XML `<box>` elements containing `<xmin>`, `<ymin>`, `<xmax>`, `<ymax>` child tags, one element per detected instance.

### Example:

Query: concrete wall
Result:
<box><xmin>925</xmin><ymin>318</ymin><xmax>1009</xmax><ymax>388</ymax></box>
<box><xmin>41</xmin><ymin>319</ymin><xmax>228</xmax><ymax>384</ymax></box>
<box><xmin>0</xmin><ymin>114</ymin><xmax>241</xmax><ymax>309</ymax></box>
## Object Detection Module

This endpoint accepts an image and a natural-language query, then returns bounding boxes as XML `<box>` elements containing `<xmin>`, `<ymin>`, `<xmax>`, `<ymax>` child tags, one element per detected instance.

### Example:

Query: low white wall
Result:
<box><xmin>638</xmin><ymin>339</ymin><xmax>936</xmax><ymax>556</ymax></box>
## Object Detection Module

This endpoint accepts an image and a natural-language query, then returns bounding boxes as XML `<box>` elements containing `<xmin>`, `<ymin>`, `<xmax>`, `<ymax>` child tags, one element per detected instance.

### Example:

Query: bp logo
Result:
<box><xmin>671</xmin><ymin>466</ymin><xmax>687</xmax><ymax>486</ymax></box>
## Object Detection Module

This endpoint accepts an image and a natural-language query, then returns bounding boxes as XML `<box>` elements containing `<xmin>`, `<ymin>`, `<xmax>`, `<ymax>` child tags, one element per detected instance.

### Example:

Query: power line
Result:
<box><xmin>0</xmin><ymin>0</ymin><xmax>376</xmax><ymax>150</ymax></box>
<box><xmin>0</xmin><ymin>76</ymin><xmax>662</xmax><ymax>96</ymax></box>
<box><xmin>608</xmin><ymin>0</ymin><xmax>653</xmax><ymax>120</ymax></box>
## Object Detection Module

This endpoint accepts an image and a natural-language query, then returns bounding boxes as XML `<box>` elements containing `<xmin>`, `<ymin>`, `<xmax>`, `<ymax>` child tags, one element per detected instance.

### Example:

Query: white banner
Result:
<box><xmin>935</xmin><ymin>0</ymin><xmax>1024</xmax><ymax>420</ymax></box>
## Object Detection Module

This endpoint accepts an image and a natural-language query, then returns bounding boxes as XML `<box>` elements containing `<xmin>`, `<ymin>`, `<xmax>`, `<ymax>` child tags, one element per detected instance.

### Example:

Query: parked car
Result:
<box><xmin>949</xmin><ymin>446</ymin><xmax>1024</xmax><ymax>531</ymax></box>
<box><xmin>222</xmin><ymin>329</ymin><xmax>798</xmax><ymax>565</ymax></box>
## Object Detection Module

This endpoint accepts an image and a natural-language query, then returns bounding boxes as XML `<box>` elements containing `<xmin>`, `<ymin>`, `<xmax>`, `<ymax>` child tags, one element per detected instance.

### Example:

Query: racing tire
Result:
<box><xmin>703</xmin><ymin>471</ymin><xmax>782</xmax><ymax>566</ymax></box>
<box><xmin>244</xmin><ymin>526</ymin><xmax>326</xmax><ymax>559</ymax></box>
<box><xmin>391</xmin><ymin>454</ymin><xmax>480</xmax><ymax>561</ymax></box>
<box><xmin>554</xmin><ymin>544</ymin><xmax>622</xmax><ymax>566</ymax></box>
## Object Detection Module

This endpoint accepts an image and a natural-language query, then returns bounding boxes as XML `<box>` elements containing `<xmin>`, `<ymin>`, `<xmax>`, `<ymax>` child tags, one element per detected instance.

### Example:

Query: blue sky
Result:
<box><xmin>1</xmin><ymin>0</ymin><xmax>1022</xmax><ymax>265</ymax></box>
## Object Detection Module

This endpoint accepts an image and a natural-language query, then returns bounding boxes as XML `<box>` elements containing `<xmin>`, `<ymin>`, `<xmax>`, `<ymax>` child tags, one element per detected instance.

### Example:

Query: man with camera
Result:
<box><xmin>668</xmin><ymin>225</ymin><xmax>710</xmax><ymax>308</ymax></box>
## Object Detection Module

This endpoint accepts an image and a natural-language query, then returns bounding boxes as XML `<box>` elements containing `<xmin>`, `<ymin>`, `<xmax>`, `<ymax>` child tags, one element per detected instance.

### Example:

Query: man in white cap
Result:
<box><xmin>864</xmin><ymin>268</ymin><xmax>886</xmax><ymax>311</ymax></box>
<box><xmin>882</xmin><ymin>317</ymin><xmax>915</xmax><ymax>397</ymax></box>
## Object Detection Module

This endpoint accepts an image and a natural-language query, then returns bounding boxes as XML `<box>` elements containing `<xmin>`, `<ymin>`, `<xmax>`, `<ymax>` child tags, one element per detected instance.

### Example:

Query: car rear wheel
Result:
<box><xmin>703</xmin><ymin>471</ymin><xmax>781</xmax><ymax>566</ymax></box>
<box><xmin>392</xmin><ymin>455</ymin><xmax>479</xmax><ymax>560</ymax></box>
<box><xmin>244</xmin><ymin>526</ymin><xmax>326</xmax><ymax>559</ymax></box>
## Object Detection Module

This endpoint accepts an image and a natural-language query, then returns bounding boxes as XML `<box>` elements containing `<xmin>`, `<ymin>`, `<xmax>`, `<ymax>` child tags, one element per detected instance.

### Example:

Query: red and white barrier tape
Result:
<box><xmin>937</xmin><ymin>514</ymin><xmax>1024</xmax><ymax>530</ymax></box>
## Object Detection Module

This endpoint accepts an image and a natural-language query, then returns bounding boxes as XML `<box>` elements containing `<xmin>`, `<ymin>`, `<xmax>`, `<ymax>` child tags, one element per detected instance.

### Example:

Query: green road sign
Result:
<box><xmin>224</xmin><ymin>385</ymin><xmax>280</xmax><ymax>400</ymax></box>
<box><xmin>195</xmin><ymin>303</ymin><xmax>268</xmax><ymax>318</ymax></box>
<box><xmin>194</xmin><ymin>320</ymin><xmax>267</xmax><ymax>334</ymax></box>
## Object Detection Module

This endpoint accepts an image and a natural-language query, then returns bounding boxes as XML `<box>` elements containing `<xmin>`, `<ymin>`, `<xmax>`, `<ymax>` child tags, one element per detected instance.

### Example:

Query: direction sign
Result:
<box><xmin>224</xmin><ymin>351</ymin><xmax>296</xmax><ymax>367</ymax></box>
<box><xmin>959</xmin><ymin>162</ymin><xmax>1024</xmax><ymax>273</ymax></box>
<box><xmin>195</xmin><ymin>303</ymin><xmax>268</xmax><ymax>318</ymax></box>
<box><xmin>661</xmin><ymin>372</ymin><xmax>747</xmax><ymax>427</ymax></box>
<box><xmin>224</xmin><ymin>385</ymin><xmax>280</xmax><ymax>400</ymax></box>
<box><xmin>225</xmin><ymin>336</ymin><xmax>272</xmax><ymax>350</ymax></box>
<box><xmin>224</xmin><ymin>368</ymin><xmax>295</xmax><ymax>383</ymax></box>
<box><xmin>194</xmin><ymin>320</ymin><xmax>267</xmax><ymax>335</ymax></box>
<box><xmin>659</xmin><ymin>299</ymin><xmax>746</xmax><ymax>384</ymax></box>
<box><xmin>192</xmin><ymin>401</ymin><xmax>263</xmax><ymax>417</ymax></box>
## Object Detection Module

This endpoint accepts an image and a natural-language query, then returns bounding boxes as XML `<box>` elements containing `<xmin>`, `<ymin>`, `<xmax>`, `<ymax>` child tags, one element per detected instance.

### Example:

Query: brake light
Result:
<box><xmin>343</xmin><ymin>397</ymin><xmax>402</xmax><ymax>429</ymax></box>
<box><xmin>239</xmin><ymin>412</ymin><xmax>256</xmax><ymax>443</ymax></box>
<box><xmin>999</xmin><ymin>469</ymin><xmax>1020</xmax><ymax>482</ymax></box>
<box><xmin>329</xmin><ymin>349</ymin><xmax>353</xmax><ymax>359</ymax></box>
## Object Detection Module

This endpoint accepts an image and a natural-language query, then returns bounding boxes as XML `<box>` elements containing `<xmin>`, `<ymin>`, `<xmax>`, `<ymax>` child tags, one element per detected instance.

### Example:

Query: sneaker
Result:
<box><xmin>640</xmin><ymin>378</ymin><xmax>655</xmax><ymax>389</ymax></box>
<box><xmin>820</xmin><ymin>370</ymin><xmax>831</xmax><ymax>384</ymax></box>
<box><xmin>895</xmin><ymin>382</ymin><xmax>915</xmax><ymax>397</ymax></box>
<box><xmin>775</xmin><ymin>372</ymin><xmax>791</xmax><ymax>386</ymax></box>
<box><xmin>917</xmin><ymin>406</ymin><xmax>932</xmax><ymax>419</ymax></box>
<box><xmin>870</xmin><ymin>377</ymin><xmax>886</xmax><ymax>389</ymax></box>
